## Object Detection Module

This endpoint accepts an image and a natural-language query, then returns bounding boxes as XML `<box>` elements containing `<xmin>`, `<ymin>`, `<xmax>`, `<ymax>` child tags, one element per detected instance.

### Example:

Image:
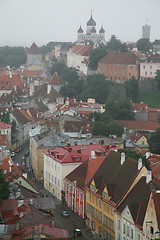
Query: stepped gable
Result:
<box><xmin>27</xmin><ymin>42</ymin><xmax>41</xmax><ymax>55</ymax></box>
<box><xmin>99</xmin><ymin>51</ymin><xmax>139</xmax><ymax>65</ymax></box>
<box><xmin>90</xmin><ymin>150</ymin><xmax>139</xmax><ymax>204</ymax></box>
<box><xmin>49</xmin><ymin>72</ymin><xmax>64</xmax><ymax>85</ymax></box>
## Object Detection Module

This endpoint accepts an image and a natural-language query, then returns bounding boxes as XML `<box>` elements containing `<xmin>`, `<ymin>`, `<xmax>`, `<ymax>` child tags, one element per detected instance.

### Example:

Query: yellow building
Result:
<box><xmin>85</xmin><ymin>151</ymin><xmax>148</xmax><ymax>240</ymax></box>
<box><xmin>132</xmin><ymin>133</ymin><xmax>149</xmax><ymax>152</ymax></box>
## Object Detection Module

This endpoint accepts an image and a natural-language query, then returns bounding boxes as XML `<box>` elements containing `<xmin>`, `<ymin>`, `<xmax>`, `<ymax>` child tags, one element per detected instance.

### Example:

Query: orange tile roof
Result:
<box><xmin>117</xmin><ymin>120</ymin><xmax>159</xmax><ymax>131</ymax></box>
<box><xmin>0</xmin><ymin>121</ymin><xmax>11</xmax><ymax>129</ymax></box>
<box><xmin>99</xmin><ymin>52</ymin><xmax>139</xmax><ymax>65</ymax></box>
<box><xmin>70</xmin><ymin>44</ymin><xmax>93</xmax><ymax>56</ymax></box>
<box><xmin>49</xmin><ymin>72</ymin><xmax>64</xmax><ymax>85</ymax></box>
<box><xmin>0</xmin><ymin>74</ymin><xmax>23</xmax><ymax>90</ymax></box>
<box><xmin>22</xmin><ymin>70</ymin><xmax>44</xmax><ymax>78</ymax></box>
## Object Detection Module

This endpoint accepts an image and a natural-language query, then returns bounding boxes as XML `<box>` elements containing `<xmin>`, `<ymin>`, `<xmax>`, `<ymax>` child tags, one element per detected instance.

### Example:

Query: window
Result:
<box><xmin>107</xmin><ymin>218</ymin><xmax>110</xmax><ymax>227</ymax></box>
<box><xmin>55</xmin><ymin>177</ymin><xmax>56</xmax><ymax>185</ymax></box>
<box><xmin>87</xmin><ymin>203</ymin><xmax>89</xmax><ymax>212</ymax></box>
<box><xmin>99</xmin><ymin>227</ymin><xmax>102</xmax><ymax>237</ymax></box>
<box><xmin>99</xmin><ymin>212</ymin><xmax>102</xmax><ymax>221</ymax></box>
<box><xmin>93</xmin><ymin>195</ymin><xmax>94</xmax><ymax>203</ymax></box>
<box><xmin>143</xmin><ymin>65</ymin><xmax>145</xmax><ymax>69</ymax></box>
<box><xmin>130</xmin><ymin>66</ymin><xmax>132</xmax><ymax>70</ymax></box>
<box><xmin>110</xmin><ymin>71</ymin><xmax>112</xmax><ymax>74</ymax></box>
<box><xmin>104</xmin><ymin>215</ymin><xmax>107</xmax><ymax>225</ymax></box>
<box><xmin>52</xmin><ymin>163</ymin><xmax>53</xmax><ymax>169</ymax></box>
<box><xmin>77</xmin><ymin>203</ymin><xmax>79</xmax><ymax>212</ymax></box>
<box><xmin>96</xmin><ymin>198</ymin><xmax>98</xmax><ymax>205</ymax></box>
<box><xmin>92</xmin><ymin>221</ymin><xmax>95</xmax><ymax>231</ymax></box>
<box><xmin>138</xmin><ymin>233</ymin><xmax>141</xmax><ymax>240</ymax></box>
<box><xmin>105</xmin><ymin>203</ymin><xmax>107</xmax><ymax>211</ymax></box>
<box><xmin>108</xmin><ymin>205</ymin><xmax>110</xmax><ymax>213</ymax></box>
<box><xmin>129</xmin><ymin>73</ymin><xmax>131</xmax><ymax>76</ymax></box>
<box><xmin>49</xmin><ymin>173</ymin><xmax>50</xmax><ymax>180</ymax></box>
<box><xmin>123</xmin><ymin>223</ymin><xmax>126</xmax><ymax>234</ymax></box>
<box><xmin>131</xmin><ymin>229</ymin><xmax>133</xmax><ymax>239</ymax></box>
<box><xmin>96</xmin><ymin>210</ymin><xmax>98</xmax><ymax>219</ymax></box>
<box><xmin>127</xmin><ymin>226</ymin><xmax>129</xmax><ymax>237</ymax></box>
<box><xmin>99</xmin><ymin>200</ymin><xmax>102</xmax><ymax>208</ymax></box>
<box><xmin>111</xmin><ymin>220</ymin><xmax>113</xmax><ymax>230</ymax></box>
<box><xmin>145</xmin><ymin>71</ymin><xmax>147</xmax><ymax>75</ymax></box>
<box><xmin>92</xmin><ymin>207</ymin><xmax>95</xmax><ymax>217</ymax></box>
<box><xmin>67</xmin><ymin>183</ymin><xmax>68</xmax><ymax>190</ymax></box>
<box><xmin>150</xmin><ymin>65</ymin><xmax>152</xmax><ymax>69</ymax></box>
<box><xmin>58</xmin><ymin>180</ymin><xmax>60</xmax><ymax>187</ymax></box>
<box><xmin>150</xmin><ymin>226</ymin><xmax>154</xmax><ymax>234</ymax></box>
<box><xmin>81</xmin><ymin>193</ymin><xmax>83</xmax><ymax>200</ymax></box>
<box><xmin>70</xmin><ymin>186</ymin><xmax>72</xmax><ymax>192</ymax></box>
<box><xmin>118</xmin><ymin>219</ymin><xmax>120</xmax><ymax>229</ymax></box>
<box><xmin>58</xmin><ymin>166</ymin><xmax>60</xmax><ymax>172</ymax></box>
<box><xmin>90</xmin><ymin>194</ymin><xmax>92</xmax><ymax>201</ymax></box>
<box><xmin>49</xmin><ymin>161</ymin><xmax>50</xmax><ymax>167</ymax></box>
<box><xmin>77</xmin><ymin>190</ymin><xmax>79</xmax><ymax>198</ymax></box>
<box><xmin>55</xmin><ymin>164</ymin><xmax>56</xmax><ymax>170</ymax></box>
<box><xmin>111</xmin><ymin>207</ymin><xmax>113</xmax><ymax>215</ymax></box>
<box><xmin>150</xmin><ymin>71</ymin><xmax>152</xmax><ymax>75</ymax></box>
<box><xmin>80</xmin><ymin>205</ymin><xmax>83</xmax><ymax>215</ymax></box>
<box><xmin>118</xmin><ymin>232</ymin><xmax>120</xmax><ymax>240</ymax></box>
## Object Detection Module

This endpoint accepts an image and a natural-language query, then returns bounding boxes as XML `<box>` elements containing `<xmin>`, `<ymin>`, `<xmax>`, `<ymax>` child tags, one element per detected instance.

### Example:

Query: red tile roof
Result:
<box><xmin>49</xmin><ymin>72</ymin><xmax>64</xmax><ymax>85</ymax></box>
<box><xmin>22</xmin><ymin>70</ymin><xmax>44</xmax><ymax>78</ymax></box>
<box><xmin>99</xmin><ymin>51</ymin><xmax>139</xmax><ymax>65</ymax></box>
<box><xmin>10</xmin><ymin>224</ymin><xmax>69</xmax><ymax>239</ymax></box>
<box><xmin>27</xmin><ymin>42</ymin><xmax>41</xmax><ymax>55</ymax></box>
<box><xmin>0</xmin><ymin>121</ymin><xmax>11</xmax><ymax>129</ymax></box>
<box><xmin>0</xmin><ymin>157</ymin><xmax>21</xmax><ymax>180</ymax></box>
<box><xmin>153</xmin><ymin>192</ymin><xmax>160</xmax><ymax>227</ymax></box>
<box><xmin>21</xmin><ymin>110</ymin><xmax>36</xmax><ymax>123</ymax></box>
<box><xmin>132</xmin><ymin>50</ymin><xmax>147</xmax><ymax>59</ymax></box>
<box><xmin>0</xmin><ymin>74</ymin><xmax>23</xmax><ymax>90</ymax></box>
<box><xmin>131</xmin><ymin>132</ymin><xmax>150</xmax><ymax>143</ymax></box>
<box><xmin>70</xmin><ymin>44</ymin><xmax>93</xmax><ymax>56</ymax></box>
<box><xmin>132</xmin><ymin>103</ymin><xmax>149</xmax><ymax>112</ymax></box>
<box><xmin>117</xmin><ymin>120</ymin><xmax>159</xmax><ymax>131</ymax></box>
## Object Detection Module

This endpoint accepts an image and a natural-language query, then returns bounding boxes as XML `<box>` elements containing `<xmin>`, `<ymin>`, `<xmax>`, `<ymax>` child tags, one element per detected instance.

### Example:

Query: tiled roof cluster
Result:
<box><xmin>0</xmin><ymin>73</ymin><xmax>23</xmax><ymax>90</ymax></box>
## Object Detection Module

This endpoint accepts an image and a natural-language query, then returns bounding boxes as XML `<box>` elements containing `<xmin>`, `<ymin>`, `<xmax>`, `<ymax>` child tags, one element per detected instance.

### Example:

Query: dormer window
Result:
<box><xmin>2</xmin><ymin>82</ymin><xmax>5</xmax><ymax>85</ymax></box>
<box><xmin>7</xmin><ymin>82</ymin><xmax>10</xmax><ymax>85</ymax></box>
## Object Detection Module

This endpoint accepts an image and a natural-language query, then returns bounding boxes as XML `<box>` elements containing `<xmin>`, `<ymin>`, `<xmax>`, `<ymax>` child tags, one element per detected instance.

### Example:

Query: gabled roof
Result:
<box><xmin>0</xmin><ymin>74</ymin><xmax>23</xmax><ymax>90</ymax></box>
<box><xmin>70</xmin><ymin>44</ymin><xmax>93</xmax><ymax>56</ymax></box>
<box><xmin>99</xmin><ymin>52</ymin><xmax>139</xmax><ymax>65</ymax></box>
<box><xmin>131</xmin><ymin>132</ymin><xmax>150</xmax><ymax>143</ymax></box>
<box><xmin>65</xmin><ymin>156</ymin><xmax>105</xmax><ymax>190</ymax></box>
<box><xmin>132</xmin><ymin>50</ymin><xmax>147</xmax><ymax>60</ymax></box>
<box><xmin>117</xmin><ymin>177</ymin><xmax>151</xmax><ymax>228</ymax></box>
<box><xmin>153</xmin><ymin>191</ymin><xmax>160</xmax><ymax>227</ymax></box>
<box><xmin>49</xmin><ymin>72</ymin><xmax>64</xmax><ymax>85</ymax></box>
<box><xmin>90</xmin><ymin>150</ymin><xmax>139</xmax><ymax>204</ymax></box>
<box><xmin>117</xmin><ymin>120</ymin><xmax>159</xmax><ymax>131</ymax></box>
<box><xmin>21</xmin><ymin>110</ymin><xmax>35</xmax><ymax>123</ymax></box>
<box><xmin>22</xmin><ymin>70</ymin><xmax>44</xmax><ymax>78</ymax></box>
<box><xmin>34</xmin><ymin>99</ymin><xmax>49</xmax><ymax>113</ymax></box>
<box><xmin>11</xmin><ymin>109</ymin><xmax>30</xmax><ymax>125</ymax></box>
<box><xmin>27</xmin><ymin>107</ymin><xmax>39</xmax><ymax>121</ymax></box>
<box><xmin>27</xmin><ymin>42</ymin><xmax>41</xmax><ymax>55</ymax></box>
<box><xmin>0</xmin><ymin>121</ymin><xmax>11</xmax><ymax>129</ymax></box>
<box><xmin>48</xmin><ymin>87</ymin><xmax>63</xmax><ymax>103</ymax></box>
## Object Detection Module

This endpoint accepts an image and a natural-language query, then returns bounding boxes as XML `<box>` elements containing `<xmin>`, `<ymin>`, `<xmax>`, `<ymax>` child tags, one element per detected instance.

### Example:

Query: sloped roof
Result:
<box><xmin>70</xmin><ymin>44</ymin><xmax>93</xmax><ymax>56</ymax></box>
<box><xmin>153</xmin><ymin>191</ymin><xmax>160</xmax><ymax>227</ymax></box>
<box><xmin>48</xmin><ymin>87</ymin><xmax>63</xmax><ymax>103</ymax></box>
<box><xmin>28</xmin><ymin>107</ymin><xmax>39</xmax><ymax>121</ymax></box>
<box><xmin>90</xmin><ymin>150</ymin><xmax>139</xmax><ymax>204</ymax></box>
<box><xmin>34</xmin><ymin>99</ymin><xmax>49</xmax><ymax>113</ymax></box>
<box><xmin>27</xmin><ymin>42</ymin><xmax>41</xmax><ymax>55</ymax></box>
<box><xmin>21</xmin><ymin>110</ymin><xmax>35</xmax><ymax>123</ymax></box>
<box><xmin>22</xmin><ymin>70</ymin><xmax>44</xmax><ymax>78</ymax></box>
<box><xmin>0</xmin><ymin>74</ymin><xmax>23</xmax><ymax>90</ymax></box>
<box><xmin>87</xmin><ymin>14</ymin><xmax>96</xmax><ymax>26</ymax></box>
<box><xmin>99</xmin><ymin>52</ymin><xmax>139</xmax><ymax>65</ymax></box>
<box><xmin>49</xmin><ymin>72</ymin><xmax>64</xmax><ymax>85</ymax></box>
<box><xmin>11</xmin><ymin>109</ymin><xmax>30</xmax><ymax>125</ymax></box>
<box><xmin>117</xmin><ymin>120</ymin><xmax>159</xmax><ymax>131</ymax></box>
<box><xmin>33</xmin><ymin>84</ymin><xmax>47</xmax><ymax>98</ymax></box>
<box><xmin>0</xmin><ymin>121</ymin><xmax>11</xmax><ymax>129</ymax></box>
<box><xmin>117</xmin><ymin>177</ymin><xmax>151</xmax><ymax>228</ymax></box>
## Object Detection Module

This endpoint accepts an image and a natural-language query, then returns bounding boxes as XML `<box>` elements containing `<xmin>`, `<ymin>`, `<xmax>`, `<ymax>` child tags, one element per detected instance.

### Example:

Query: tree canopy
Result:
<box><xmin>107</xmin><ymin>35</ymin><xmax>128</xmax><ymax>52</ymax></box>
<box><xmin>155</xmin><ymin>70</ymin><xmax>160</xmax><ymax>91</ymax></box>
<box><xmin>0</xmin><ymin>169</ymin><xmax>10</xmax><ymax>201</ymax></box>
<box><xmin>89</xmin><ymin>44</ymin><xmax>108</xmax><ymax>70</ymax></box>
<box><xmin>136</xmin><ymin>38</ymin><xmax>151</xmax><ymax>52</ymax></box>
<box><xmin>0</xmin><ymin>46</ymin><xmax>26</xmax><ymax>68</ymax></box>
<box><xmin>105</xmin><ymin>98</ymin><xmax>135</xmax><ymax>120</ymax></box>
<box><xmin>148</xmin><ymin>127</ymin><xmax>160</xmax><ymax>154</ymax></box>
<box><xmin>124</xmin><ymin>76</ymin><xmax>140</xmax><ymax>102</ymax></box>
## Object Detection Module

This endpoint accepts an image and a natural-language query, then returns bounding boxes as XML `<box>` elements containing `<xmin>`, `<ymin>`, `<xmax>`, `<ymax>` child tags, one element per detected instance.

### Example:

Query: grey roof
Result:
<box><xmin>87</xmin><ymin>14</ymin><xmax>96</xmax><ymax>26</ymax></box>
<box><xmin>35</xmin><ymin>99</ymin><xmax>49</xmax><ymax>113</ymax></box>
<box><xmin>78</xmin><ymin>26</ymin><xmax>84</xmax><ymax>33</ymax></box>
<box><xmin>91</xmin><ymin>27</ymin><xmax>96</xmax><ymax>33</ymax></box>
<box><xmin>32</xmin><ymin>197</ymin><xmax>55</xmax><ymax>210</ymax></box>
<box><xmin>99</xmin><ymin>26</ymin><xmax>105</xmax><ymax>33</ymax></box>
<box><xmin>11</xmin><ymin>109</ymin><xmax>30</xmax><ymax>125</ymax></box>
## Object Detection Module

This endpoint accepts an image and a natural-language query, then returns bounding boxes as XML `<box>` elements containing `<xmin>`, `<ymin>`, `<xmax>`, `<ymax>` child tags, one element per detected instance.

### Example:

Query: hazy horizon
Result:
<box><xmin>0</xmin><ymin>0</ymin><xmax>160</xmax><ymax>47</ymax></box>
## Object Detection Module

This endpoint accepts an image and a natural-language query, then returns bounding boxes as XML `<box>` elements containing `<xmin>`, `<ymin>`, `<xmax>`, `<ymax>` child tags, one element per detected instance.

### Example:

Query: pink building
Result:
<box><xmin>140</xmin><ymin>62</ymin><xmax>160</xmax><ymax>79</ymax></box>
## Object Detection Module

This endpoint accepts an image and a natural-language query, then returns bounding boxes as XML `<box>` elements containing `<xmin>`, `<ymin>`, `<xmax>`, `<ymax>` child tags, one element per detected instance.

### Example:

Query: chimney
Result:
<box><xmin>77</xmin><ymin>149</ymin><xmax>81</xmax><ymax>154</ymax></box>
<box><xmin>138</xmin><ymin>158</ymin><xmax>143</xmax><ymax>170</ymax></box>
<box><xmin>10</xmin><ymin>72</ymin><xmax>12</xmax><ymax>79</ymax></box>
<box><xmin>146</xmin><ymin>170</ymin><xmax>152</xmax><ymax>183</ymax></box>
<box><xmin>91</xmin><ymin>150</ymin><xmax>96</xmax><ymax>159</ymax></box>
<box><xmin>146</xmin><ymin>152</ymin><xmax>150</xmax><ymax>159</ymax></box>
<box><xmin>121</xmin><ymin>152</ymin><xmax>125</xmax><ymax>165</ymax></box>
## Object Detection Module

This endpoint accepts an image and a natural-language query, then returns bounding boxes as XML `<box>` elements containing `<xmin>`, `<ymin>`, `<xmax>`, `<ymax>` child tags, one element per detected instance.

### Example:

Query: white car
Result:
<box><xmin>60</xmin><ymin>210</ymin><xmax>69</xmax><ymax>218</ymax></box>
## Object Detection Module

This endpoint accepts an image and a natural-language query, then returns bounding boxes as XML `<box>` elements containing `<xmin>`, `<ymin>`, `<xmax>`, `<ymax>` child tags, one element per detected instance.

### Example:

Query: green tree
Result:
<box><xmin>89</xmin><ymin>44</ymin><xmax>108</xmax><ymax>70</ymax></box>
<box><xmin>107</xmin><ymin>35</ymin><xmax>128</xmax><ymax>52</ymax></box>
<box><xmin>0</xmin><ymin>112</ymin><xmax>10</xmax><ymax>124</ymax></box>
<box><xmin>0</xmin><ymin>169</ymin><xmax>10</xmax><ymax>201</ymax></box>
<box><xmin>105</xmin><ymin>98</ymin><xmax>135</xmax><ymax>120</ymax></box>
<box><xmin>155</xmin><ymin>70</ymin><xmax>160</xmax><ymax>90</ymax></box>
<box><xmin>124</xmin><ymin>76</ymin><xmax>139</xmax><ymax>102</ymax></box>
<box><xmin>136</xmin><ymin>38</ymin><xmax>151</xmax><ymax>52</ymax></box>
<box><xmin>148</xmin><ymin>127</ymin><xmax>160</xmax><ymax>154</ymax></box>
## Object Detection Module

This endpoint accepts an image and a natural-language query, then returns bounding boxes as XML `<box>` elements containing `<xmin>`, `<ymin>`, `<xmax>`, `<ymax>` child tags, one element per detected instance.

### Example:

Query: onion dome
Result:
<box><xmin>78</xmin><ymin>26</ymin><xmax>83</xmax><ymax>33</ymax></box>
<box><xmin>91</xmin><ymin>26</ymin><xmax>96</xmax><ymax>33</ymax></box>
<box><xmin>87</xmin><ymin>14</ymin><xmax>96</xmax><ymax>26</ymax></box>
<box><xmin>99</xmin><ymin>26</ymin><xmax>105</xmax><ymax>33</ymax></box>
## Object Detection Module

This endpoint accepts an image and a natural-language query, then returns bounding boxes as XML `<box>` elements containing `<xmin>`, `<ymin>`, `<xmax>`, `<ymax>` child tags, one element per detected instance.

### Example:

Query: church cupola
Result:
<box><xmin>78</xmin><ymin>25</ymin><xmax>84</xmax><ymax>33</ymax></box>
<box><xmin>99</xmin><ymin>26</ymin><xmax>105</xmax><ymax>33</ymax></box>
<box><xmin>91</xmin><ymin>26</ymin><xmax>96</xmax><ymax>33</ymax></box>
<box><xmin>87</xmin><ymin>14</ymin><xmax>96</xmax><ymax>26</ymax></box>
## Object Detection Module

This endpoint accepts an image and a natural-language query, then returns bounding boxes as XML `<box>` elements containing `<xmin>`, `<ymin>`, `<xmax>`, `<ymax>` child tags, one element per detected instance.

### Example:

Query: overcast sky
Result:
<box><xmin>0</xmin><ymin>0</ymin><xmax>159</xmax><ymax>47</ymax></box>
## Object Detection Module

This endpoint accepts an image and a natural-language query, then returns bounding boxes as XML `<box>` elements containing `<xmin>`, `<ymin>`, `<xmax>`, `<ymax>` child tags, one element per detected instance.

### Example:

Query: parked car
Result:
<box><xmin>22</xmin><ymin>156</ymin><xmax>25</xmax><ymax>160</ymax></box>
<box><xmin>11</xmin><ymin>152</ymin><xmax>15</xmax><ymax>157</ymax></box>
<box><xmin>74</xmin><ymin>229</ymin><xmax>82</xmax><ymax>236</ymax></box>
<box><xmin>60</xmin><ymin>211</ymin><xmax>69</xmax><ymax>218</ymax></box>
<box><xmin>25</xmin><ymin>151</ymin><xmax>29</xmax><ymax>156</ymax></box>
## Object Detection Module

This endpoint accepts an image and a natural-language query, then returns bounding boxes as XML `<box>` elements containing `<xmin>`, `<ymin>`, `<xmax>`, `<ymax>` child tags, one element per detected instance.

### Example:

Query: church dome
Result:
<box><xmin>91</xmin><ymin>27</ymin><xmax>96</xmax><ymax>33</ymax></box>
<box><xmin>99</xmin><ymin>26</ymin><xmax>105</xmax><ymax>33</ymax></box>
<box><xmin>87</xmin><ymin>14</ymin><xmax>96</xmax><ymax>26</ymax></box>
<box><xmin>78</xmin><ymin>26</ymin><xmax>83</xmax><ymax>33</ymax></box>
